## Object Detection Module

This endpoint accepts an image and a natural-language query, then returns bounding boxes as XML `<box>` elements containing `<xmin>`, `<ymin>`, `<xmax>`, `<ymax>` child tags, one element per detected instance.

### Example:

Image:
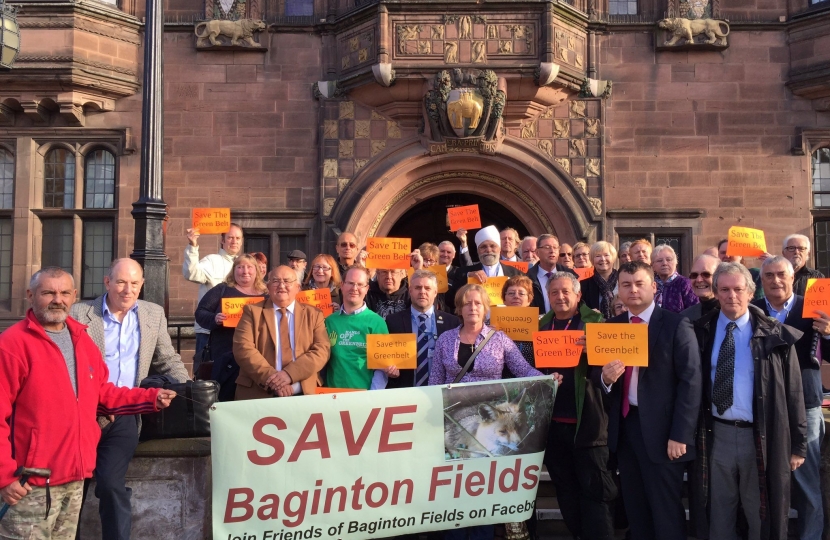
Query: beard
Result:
<box><xmin>33</xmin><ymin>304</ymin><xmax>68</xmax><ymax>326</ymax></box>
<box><xmin>480</xmin><ymin>253</ymin><xmax>498</xmax><ymax>266</ymax></box>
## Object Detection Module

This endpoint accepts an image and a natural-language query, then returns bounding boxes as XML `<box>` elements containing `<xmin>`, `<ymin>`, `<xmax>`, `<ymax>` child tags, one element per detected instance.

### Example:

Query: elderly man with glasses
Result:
<box><xmin>232</xmin><ymin>265</ymin><xmax>330</xmax><ymax>399</ymax></box>
<box><xmin>782</xmin><ymin>234</ymin><xmax>825</xmax><ymax>297</ymax></box>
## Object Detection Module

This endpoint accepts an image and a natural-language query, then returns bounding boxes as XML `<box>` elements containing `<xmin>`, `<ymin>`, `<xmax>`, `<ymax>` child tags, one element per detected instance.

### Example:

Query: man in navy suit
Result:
<box><xmin>385</xmin><ymin>269</ymin><xmax>460</xmax><ymax>389</ymax></box>
<box><xmin>596</xmin><ymin>260</ymin><xmax>701</xmax><ymax>540</ymax></box>
<box><xmin>752</xmin><ymin>256</ymin><xmax>828</xmax><ymax>540</ymax></box>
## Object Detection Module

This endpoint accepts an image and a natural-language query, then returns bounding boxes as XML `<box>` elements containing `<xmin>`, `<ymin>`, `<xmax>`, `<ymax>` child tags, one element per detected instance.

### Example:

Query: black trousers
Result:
<box><xmin>617</xmin><ymin>407</ymin><xmax>687</xmax><ymax>540</ymax></box>
<box><xmin>543</xmin><ymin>421</ymin><xmax>616</xmax><ymax>540</ymax></box>
<box><xmin>77</xmin><ymin>415</ymin><xmax>139</xmax><ymax>540</ymax></box>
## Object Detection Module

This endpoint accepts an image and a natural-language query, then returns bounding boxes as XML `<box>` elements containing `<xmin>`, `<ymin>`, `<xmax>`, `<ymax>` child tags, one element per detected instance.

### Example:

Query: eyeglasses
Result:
<box><xmin>689</xmin><ymin>271</ymin><xmax>713</xmax><ymax>280</ymax></box>
<box><xmin>343</xmin><ymin>281</ymin><xmax>369</xmax><ymax>289</ymax></box>
<box><xmin>505</xmin><ymin>290</ymin><xmax>529</xmax><ymax>297</ymax></box>
<box><xmin>312</xmin><ymin>265</ymin><xmax>332</xmax><ymax>272</ymax></box>
<box><xmin>559</xmin><ymin>252</ymin><xmax>572</xmax><ymax>257</ymax></box>
<box><xmin>784</xmin><ymin>246</ymin><xmax>808</xmax><ymax>253</ymax></box>
<box><xmin>269</xmin><ymin>278</ymin><xmax>297</xmax><ymax>286</ymax></box>
<box><xmin>339</xmin><ymin>242</ymin><xmax>357</xmax><ymax>248</ymax></box>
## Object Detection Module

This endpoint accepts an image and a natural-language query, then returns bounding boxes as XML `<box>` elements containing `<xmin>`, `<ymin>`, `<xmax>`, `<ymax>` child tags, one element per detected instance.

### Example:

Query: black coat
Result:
<box><xmin>594</xmin><ymin>305</ymin><xmax>702</xmax><ymax>464</ymax></box>
<box><xmin>527</xmin><ymin>264</ymin><xmax>578</xmax><ymax>312</ymax></box>
<box><xmin>751</xmin><ymin>295</ymin><xmax>826</xmax><ymax>408</ymax></box>
<box><xmin>383</xmin><ymin>309</ymin><xmax>460</xmax><ymax>389</ymax></box>
<box><xmin>793</xmin><ymin>265</ymin><xmax>824</xmax><ymax>297</ymax></box>
<box><xmin>446</xmin><ymin>262</ymin><xmax>524</xmax><ymax>312</ymax></box>
<box><xmin>690</xmin><ymin>305</ymin><xmax>807</xmax><ymax>540</ymax></box>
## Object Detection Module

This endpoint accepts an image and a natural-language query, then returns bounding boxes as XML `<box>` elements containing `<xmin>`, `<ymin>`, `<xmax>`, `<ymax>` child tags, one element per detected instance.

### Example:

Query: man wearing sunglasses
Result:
<box><xmin>680</xmin><ymin>254</ymin><xmax>720</xmax><ymax>322</ymax></box>
<box><xmin>335</xmin><ymin>232</ymin><xmax>360</xmax><ymax>276</ymax></box>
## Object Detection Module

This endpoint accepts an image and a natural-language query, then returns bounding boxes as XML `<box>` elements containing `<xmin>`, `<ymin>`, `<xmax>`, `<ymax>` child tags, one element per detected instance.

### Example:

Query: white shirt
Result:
<box><xmin>482</xmin><ymin>263</ymin><xmax>504</xmax><ymax>277</ymax></box>
<box><xmin>272</xmin><ymin>301</ymin><xmax>302</xmax><ymax>395</ymax></box>
<box><xmin>536</xmin><ymin>265</ymin><xmax>557</xmax><ymax>313</ymax></box>
<box><xmin>602</xmin><ymin>301</ymin><xmax>656</xmax><ymax>408</ymax></box>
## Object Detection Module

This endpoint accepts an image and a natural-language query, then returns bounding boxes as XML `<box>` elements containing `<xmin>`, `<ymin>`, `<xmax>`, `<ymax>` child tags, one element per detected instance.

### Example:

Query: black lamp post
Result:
<box><xmin>130</xmin><ymin>0</ymin><xmax>168</xmax><ymax>310</ymax></box>
<box><xmin>0</xmin><ymin>0</ymin><xmax>21</xmax><ymax>70</ymax></box>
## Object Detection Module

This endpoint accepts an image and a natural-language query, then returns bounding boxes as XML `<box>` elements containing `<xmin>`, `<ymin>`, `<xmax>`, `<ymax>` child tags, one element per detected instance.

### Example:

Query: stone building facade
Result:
<box><xmin>0</xmin><ymin>0</ymin><xmax>828</xmax><ymax>323</ymax></box>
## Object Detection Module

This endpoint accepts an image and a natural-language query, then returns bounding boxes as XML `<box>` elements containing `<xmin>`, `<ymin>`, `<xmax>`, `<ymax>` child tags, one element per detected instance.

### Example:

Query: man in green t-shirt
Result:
<box><xmin>324</xmin><ymin>266</ymin><xmax>395</xmax><ymax>389</ymax></box>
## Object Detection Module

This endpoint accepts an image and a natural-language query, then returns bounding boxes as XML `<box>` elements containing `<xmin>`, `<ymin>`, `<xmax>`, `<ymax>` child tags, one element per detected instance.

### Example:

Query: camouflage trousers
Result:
<box><xmin>0</xmin><ymin>481</ymin><xmax>83</xmax><ymax>540</ymax></box>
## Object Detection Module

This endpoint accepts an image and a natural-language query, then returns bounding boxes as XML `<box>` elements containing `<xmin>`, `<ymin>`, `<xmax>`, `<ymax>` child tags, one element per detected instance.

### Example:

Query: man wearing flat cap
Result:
<box><xmin>446</xmin><ymin>225</ymin><xmax>524</xmax><ymax>311</ymax></box>
<box><xmin>286</xmin><ymin>250</ymin><xmax>307</xmax><ymax>282</ymax></box>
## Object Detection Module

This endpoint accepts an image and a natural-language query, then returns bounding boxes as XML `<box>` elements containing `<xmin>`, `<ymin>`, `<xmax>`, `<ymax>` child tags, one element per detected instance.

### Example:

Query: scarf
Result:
<box><xmin>655</xmin><ymin>271</ymin><xmax>678</xmax><ymax>307</ymax></box>
<box><xmin>594</xmin><ymin>269</ymin><xmax>618</xmax><ymax>319</ymax></box>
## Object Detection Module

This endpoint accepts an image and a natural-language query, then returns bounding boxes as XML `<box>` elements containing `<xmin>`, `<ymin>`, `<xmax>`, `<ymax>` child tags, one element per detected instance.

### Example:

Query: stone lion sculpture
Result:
<box><xmin>194</xmin><ymin>19</ymin><xmax>266</xmax><ymax>47</ymax></box>
<box><xmin>657</xmin><ymin>17</ymin><xmax>729</xmax><ymax>46</ymax></box>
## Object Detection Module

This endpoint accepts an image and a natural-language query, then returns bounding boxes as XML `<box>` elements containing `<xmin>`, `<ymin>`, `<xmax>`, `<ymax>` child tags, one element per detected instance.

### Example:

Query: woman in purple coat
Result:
<box><xmin>652</xmin><ymin>244</ymin><xmax>699</xmax><ymax>313</ymax></box>
<box><xmin>429</xmin><ymin>284</ymin><xmax>561</xmax><ymax>540</ymax></box>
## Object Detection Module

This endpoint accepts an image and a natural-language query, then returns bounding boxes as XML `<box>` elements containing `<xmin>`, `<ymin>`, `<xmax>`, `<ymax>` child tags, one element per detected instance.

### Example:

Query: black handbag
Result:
<box><xmin>139</xmin><ymin>380</ymin><xmax>219</xmax><ymax>441</ymax></box>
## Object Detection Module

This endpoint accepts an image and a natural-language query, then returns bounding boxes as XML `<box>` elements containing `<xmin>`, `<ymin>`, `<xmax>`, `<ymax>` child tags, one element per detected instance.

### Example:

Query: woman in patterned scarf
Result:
<box><xmin>579</xmin><ymin>241</ymin><xmax>619</xmax><ymax>319</ymax></box>
<box><xmin>652</xmin><ymin>244</ymin><xmax>699</xmax><ymax>313</ymax></box>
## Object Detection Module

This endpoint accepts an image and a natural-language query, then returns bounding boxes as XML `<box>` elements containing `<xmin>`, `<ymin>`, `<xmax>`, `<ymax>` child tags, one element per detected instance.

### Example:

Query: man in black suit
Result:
<box><xmin>385</xmin><ymin>270</ymin><xmax>460</xmax><ymax>389</ymax></box>
<box><xmin>528</xmin><ymin>233</ymin><xmax>577</xmax><ymax>313</ymax></box>
<box><xmin>752</xmin><ymin>256</ymin><xmax>827</xmax><ymax>540</ymax></box>
<box><xmin>596</xmin><ymin>260</ymin><xmax>702</xmax><ymax>540</ymax></box>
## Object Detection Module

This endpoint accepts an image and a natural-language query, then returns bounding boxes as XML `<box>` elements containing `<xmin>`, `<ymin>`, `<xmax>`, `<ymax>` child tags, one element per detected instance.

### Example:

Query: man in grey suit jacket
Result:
<box><xmin>70</xmin><ymin>258</ymin><xmax>189</xmax><ymax>540</ymax></box>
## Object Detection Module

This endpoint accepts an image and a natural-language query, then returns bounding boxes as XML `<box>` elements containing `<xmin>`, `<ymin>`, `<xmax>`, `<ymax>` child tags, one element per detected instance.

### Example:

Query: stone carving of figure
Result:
<box><xmin>570</xmin><ymin>101</ymin><xmax>586</xmax><ymax>117</ymax></box>
<box><xmin>419</xmin><ymin>41</ymin><xmax>431</xmax><ymax>54</ymax></box>
<box><xmin>458</xmin><ymin>16</ymin><xmax>472</xmax><ymax>39</ymax></box>
<box><xmin>499</xmin><ymin>40</ymin><xmax>513</xmax><ymax>54</ymax></box>
<box><xmin>585</xmin><ymin>118</ymin><xmax>600</xmax><ymax>137</ymax></box>
<box><xmin>555</xmin><ymin>157</ymin><xmax>571</xmax><ymax>174</ymax></box>
<box><xmin>444</xmin><ymin>42</ymin><xmax>458</xmax><ymax>63</ymax></box>
<box><xmin>448</xmin><ymin>92</ymin><xmax>484</xmax><ymax>130</ymax></box>
<box><xmin>571</xmin><ymin>139</ymin><xmax>587</xmax><ymax>157</ymax></box>
<box><xmin>538</xmin><ymin>140</ymin><xmax>553</xmax><ymax>158</ymax></box>
<box><xmin>587</xmin><ymin>158</ymin><xmax>601</xmax><ymax>176</ymax></box>
<box><xmin>553</xmin><ymin>119</ymin><xmax>570</xmax><ymax>138</ymax></box>
<box><xmin>487</xmin><ymin>25</ymin><xmax>499</xmax><ymax>38</ymax></box>
<box><xmin>472</xmin><ymin>41</ymin><xmax>486</xmax><ymax>64</ymax></box>
<box><xmin>521</xmin><ymin>120</ymin><xmax>537</xmax><ymax>139</ymax></box>
<box><xmin>432</xmin><ymin>25</ymin><xmax>444</xmax><ymax>39</ymax></box>
<box><xmin>397</xmin><ymin>25</ymin><xmax>421</xmax><ymax>54</ymax></box>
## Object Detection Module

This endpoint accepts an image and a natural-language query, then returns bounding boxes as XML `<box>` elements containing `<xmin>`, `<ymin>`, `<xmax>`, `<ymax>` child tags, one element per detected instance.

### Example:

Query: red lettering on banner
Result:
<box><xmin>283</xmin><ymin>491</ymin><xmax>308</xmax><ymax>526</ymax></box>
<box><xmin>224</xmin><ymin>488</ymin><xmax>254</xmax><ymax>522</ymax></box>
<box><xmin>340</xmin><ymin>409</ymin><xmax>381</xmax><ymax>456</ymax></box>
<box><xmin>256</xmin><ymin>494</ymin><xmax>280</xmax><ymax>520</ymax></box>
<box><xmin>428</xmin><ymin>458</ymin><xmax>540</xmax><ymax>502</ymax></box>
<box><xmin>522</xmin><ymin>465</ymin><xmax>540</xmax><ymax>489</ymax></box>
<box><xmin>429</xmin><ymin>465</ymin><xmax>453</xmax><ymax>501</ymax></box>
<box><xmin>466</xmin><ymin>471</ymin><xmax>485</xmax><ymax>495</ymax></box>
<box><xmin>378</xmin><ymin>405</ymin><xmax>417</xmax><ymax>453</ymax></box>
<box><xmin>350</xmin><ymin>477</ymin><xmax>365</xmax><ymax>510</ymax></box>
<box><xmin>499</xmin><ymin>459</ymin><xmax>521</xmax><ymax>492</ymax></box>
<box><xmin>247</xmin><ymin>417</ymin><xmax>287</xmax><ymax>465</ymax></box>
<box><xmin>288</xmin><ymin>413</ymin><xmax>331</xmax><ymax>462</ymax></box>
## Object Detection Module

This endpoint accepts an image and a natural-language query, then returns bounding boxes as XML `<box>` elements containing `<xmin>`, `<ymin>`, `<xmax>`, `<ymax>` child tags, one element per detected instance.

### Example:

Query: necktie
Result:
<box><xmin>415</xmin><ymin>314</ymin><xmax>431</xmax><ymax>386</ymax></box>
<box><xmin>713</xmin><ymin>322</ymin><xmax>737</xmax><ymax>415</ymax></box>
<box><xmin>278</xmin><ymin>307</ymin><xmax>293</xmax><ymax>368</ymax></box>
<box><xmin>622</xmin><ymin>315</ymin><xmax>644</xmax><ymax>417</ymax></box>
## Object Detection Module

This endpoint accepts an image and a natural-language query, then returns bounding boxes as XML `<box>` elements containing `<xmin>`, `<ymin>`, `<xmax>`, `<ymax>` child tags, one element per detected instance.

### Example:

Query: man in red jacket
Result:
<box><xmin>0</xmin><ymin>267</ymin><xmax>175</xmax><ymax>539</ymax></box>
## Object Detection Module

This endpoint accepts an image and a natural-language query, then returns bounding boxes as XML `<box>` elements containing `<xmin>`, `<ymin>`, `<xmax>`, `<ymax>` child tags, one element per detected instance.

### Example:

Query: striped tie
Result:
<box><xmin>415</xmin><ymin>314</ymin><xmax>431</xmax><ymax>387</ymax></box>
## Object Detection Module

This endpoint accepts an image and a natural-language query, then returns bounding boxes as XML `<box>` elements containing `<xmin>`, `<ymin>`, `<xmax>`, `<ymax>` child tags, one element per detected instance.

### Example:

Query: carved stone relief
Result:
<box><xmin>323</xmin><ymin>198</ymin><xmax>335</xmax><ymax>216</ymax></box>
<box><xmin>323</xmin><ymin>159</ymin><xmax>338</xmax><ymax>178</ymax></box>
<box><xmin>194</xmin><ymin>19</ymin><xmax>266</xmax><ymax>49</ymax></box>
<box><xmin>521</xmin><ymin>120</ymin><xmax>537</xmax><ymax>139</ymax></box>
<box><xmin>355</xmin><ymin>120</ymin><xmax>370</xmax><ymax>139</ymax></box>
<box><xmin>570</xmin><ymin>139</ymin><xmax>586</xmax><ymax>157</ymax></box>
<box><xmin>371</xmin><ymin>140</ymin><xmax>386</xmax><ymax>156</ymax></box>
<box><xmin>553</xmin><ymin>119</ymin><xmax>570</xmax><ymax>139</ymax></box>
<box><xmin>339</xmin><ymin>140</ymin><xmax>354</xmax><ymax>158</ymax></box>
<box><xmin>656</xmin><ymin>18</ymin><xmax>729</xmax><ymax>50</ymax></box>
<box><xmin>570</xmin><ymin>101</ymin><xmax>586</xmax><ymax>118</ymax></box>
<box><xmin>585</xmin><ymin>118</ymin><xmax>599</xmax><ymax>137</ymax></box>
<box><xmin>555</xmin><ymin>158</ymin><xmax>570</xmax><ymax>174</ymax></box>
<box><xmin>586</xmin><ymin>158</ymin><xmax>600</xmax><ymax>176</ymax></box>
<box><xmin>574</xmin><ymin>177</ymin><xmax>587</xmax><ymax>193</ymax></box>
<box><xmin>538</xmin><ymin>140</ymin><xmax>553</xmax><ymax>158</ymax></box>
<box><xmin>472</xmin><ymin>42</ymin><xmax>486</xmax><ymax>64</ymax></box>
<box><xmin>588</xmin><ymin>197</ymin><xmax>602</xmax><ymax>215</ymax></box>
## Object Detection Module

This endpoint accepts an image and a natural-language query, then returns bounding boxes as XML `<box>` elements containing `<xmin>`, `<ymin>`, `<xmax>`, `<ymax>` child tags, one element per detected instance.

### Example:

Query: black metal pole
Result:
<box><xmin>131</xmin><ymin>0</ymin><xmax>169</xmax><ymax>311</ymax></box>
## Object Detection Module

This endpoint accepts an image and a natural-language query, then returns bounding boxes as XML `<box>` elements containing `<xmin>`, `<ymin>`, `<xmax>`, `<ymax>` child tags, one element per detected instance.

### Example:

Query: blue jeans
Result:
<box><xmin>792</xmin><ymin>406</ymin><xmax>825</xmax><ymax>540</ymax></box>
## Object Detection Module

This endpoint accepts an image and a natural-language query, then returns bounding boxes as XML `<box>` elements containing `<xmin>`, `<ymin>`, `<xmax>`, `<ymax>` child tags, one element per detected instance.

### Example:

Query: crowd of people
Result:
<box><xmin>0</xmin><ymin>219</ymin><xmax>826</xmax><ymax>540</ymax></box>
<box><xmin>181</xmin><ymin>222</ymin><xmax>827</xmax><ymax>540</ymax></box>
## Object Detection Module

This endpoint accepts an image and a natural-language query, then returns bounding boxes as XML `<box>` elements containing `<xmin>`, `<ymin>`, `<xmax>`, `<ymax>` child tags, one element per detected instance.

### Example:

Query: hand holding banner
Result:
<box><xmin>468</xmin><ymin>276</ymin><xmax>508</xmax><ymax>306</ymax></box>
<box><xmin>802</xmin><ymin>278</ymin><xmax>830</xmax><ymax>318</ymax></box>
<box><xmin>574</xmin><ymin>267</ymin><xmax>595</xmax><ymax>280</ymax></box>
<box><xmin>725</xmin><ymin>226</ymin><xmax>767</xmax><ymax>258</ymax></box>
<box><xmin>447</xmin><ymin>205</ymin><xmax>481</xmax><ymax>231</ymax></box>
<box><xmin>586</xmin><ymin>323</ymin><xmax>648</xmax><ymax>366</ymax></box>
<box><xmin>489</xmin><ymin>306</ymin><xmax>539</xmax><ymax>341</ymax></box>
<box><xmin>192</xmin><ymin>208</ymin><xmax>231</xmax><ymax>235</ymax></box>
<box><xmin>366</xmin><ymin>238</ymin><xmax>412</xmax><ymax>269</ymax></box>
<box><xmin>533</xmin><ymin>331</ymin><xmax>584</xmax><ymax>368</ymax></box>
<box><xmin>296</xmin><ymin>289</ymin><xmax>335</xmax><ymax>316</ymax></box>
<box><xmin>221</xmin><ymin>297</ymin><xmax>263</xmax><ymax>328</ymax></box>
<box><xmin>367</xmin><ymin>334</ymin><xmax>417</xmax><ymax>369</ymax></box>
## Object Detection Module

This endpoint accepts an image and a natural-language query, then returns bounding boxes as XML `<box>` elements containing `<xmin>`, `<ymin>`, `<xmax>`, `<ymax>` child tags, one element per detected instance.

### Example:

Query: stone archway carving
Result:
<box><xmin>328</xmin><ymin>137</ymin><xmax>602</xmax><ymax>243</ymax></box>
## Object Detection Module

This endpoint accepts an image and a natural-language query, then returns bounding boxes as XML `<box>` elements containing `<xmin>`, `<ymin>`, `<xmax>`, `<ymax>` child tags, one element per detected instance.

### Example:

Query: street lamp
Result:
<box><xmin>0</xmin><ymin>0</ymin><xmax>20</xmax><ymax>70</ymax></box>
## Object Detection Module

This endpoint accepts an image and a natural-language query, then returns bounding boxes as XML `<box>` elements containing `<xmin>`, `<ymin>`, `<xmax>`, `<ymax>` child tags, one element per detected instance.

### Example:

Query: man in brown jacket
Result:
<box><xmin>233</xmin><ymin>265</ymin><xmax>330</xmax><ymax>399</ymax></box>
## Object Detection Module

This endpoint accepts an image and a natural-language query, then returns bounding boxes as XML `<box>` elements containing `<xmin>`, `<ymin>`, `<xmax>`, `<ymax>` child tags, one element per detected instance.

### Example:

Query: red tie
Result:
<box><xmin>622</xmin><ymin>315</ymin><xmax>644</xmax><ymax>418</ymax></box>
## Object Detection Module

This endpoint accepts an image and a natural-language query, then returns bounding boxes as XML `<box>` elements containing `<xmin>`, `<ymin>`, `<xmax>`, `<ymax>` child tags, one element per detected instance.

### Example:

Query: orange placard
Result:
<box><xmin>315</xmin><ymin>387</ymin><xmax>366</xmax><ymax>394</ymax></box>
<box><xmin>468</xmin><ymin>276</ymin><xmax>509</xmax><ymax>306</ymax></box>
<box><xmin>802</xmin><ymin>278</ymin><xmax>830</xmax><ymax>318</ymax></box>
<box><xmin>296</xmin><ymin>289</ymin><xmax>335</xmax><ymax>317</ymax></box>
<box><xmin>447</xmin><ymin>205</ymin><xmax>482</xmax><ymax>232</ymax></box>
<box><xmin>366</xmin><ymin>334</ymin><xmax>417</xmax><ymax>369</ymax></box>
<box><xmin>221</xmin><ymin>296</ymin><xmax>263</xmax><ymax>328</ymax></box>
<box><xmin>532</xmin><ymin>330</ymin><xmax>584</xmax><ymax>368</ymax></box>
<box><xmin>725</xmin><ymin>226</ymin><xmax>767</xmax><ymax>258</ymax></box>
<box><xmin>365</xmin><ymin>237</ymin><xmax>412</xmax><ymax>270</ymax></box>
<box><xmin>502</xmin><ymin>260</ymin><xmax>529</xmax><ymax>273</ymax></box>
<box><xmin>586</xmin><ymin>323</ymin><xmax>649</xmax><ymax>367</ymax></box>
<box><xmin>574</xmin><ymin>266</ymin><xmax>595</xmax><ymax>280</ymax></box>
<box><xmin>490</xmin><ymin>306</ymin><xmax>539</xmax><ymax>341</ymax></box>
<box><xmin>191</xmin><ymin>208</ymin><xmax>231</xmax><ymax>235</ymax></box>
<box><xmin>407</xmin><ymin>265</ymin><xmax>449</xmax><ymax>293</ymax></box>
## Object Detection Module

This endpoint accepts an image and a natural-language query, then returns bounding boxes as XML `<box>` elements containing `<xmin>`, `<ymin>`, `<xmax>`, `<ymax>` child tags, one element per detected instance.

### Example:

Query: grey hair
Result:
<box><xmin>546</xmin><ymin>271</ymin><xmax>581</xmax><ymax>294</ymax></box>
<box><xmin>437</xmin><ymin>240</ymin><xmax>455</xmax><ymax>252</ymax></box>
<box><xmin>619</xmin><ymin>241</ymin><xmax>632</xmax><ymax>252</ymax></box>
<box><xmin>410</xmin><ymin>269</ymin><xmax>438</xmax><ymax>287</ymax></box>
<box><xmin>29</xmin><ymin>267</ymin><xmax>75</xmax><ymax>290</ymax></box>
<box><xmin>782</xmin><ymin>234</ymin><xmax>810</xmax><ymax>251</ymax></box>
<box><xmin>537</xmin><ymin>233</ymin><xmax>560</xmax><ymax>245</ymax></box>
<box><xmin>713</xmin><ymin>262</ymin><xmax>756</xmax><ymax>296</ymax></box>
<box><xmin>107</xmin><ymin>258</ymin><xmax>144</xmax><ymax>280</ymax></box>
<box><xmin>692</xmin><ymin>254</ymin><xmax>720</xmax><ymax>268</ymax></box>
<box><xmin>652</xmin><ymin>244</ymin><xmax>677</xmax><ymax>259</ymax></box>
<box><xmin>521</xmin><ymin>236</ymin><xmax>537</xmax><ymax>243</ymax></box>
<box><xmin>761</xmin><ymin>255</ymin><xmax>794</xmax><ymax>276</ymax></box>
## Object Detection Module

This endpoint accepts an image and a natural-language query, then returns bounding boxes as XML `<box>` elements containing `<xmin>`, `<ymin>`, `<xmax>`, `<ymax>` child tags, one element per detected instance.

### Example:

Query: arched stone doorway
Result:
<box><xmin>328</xmin><ymin>138</ymin><xmax>602</xmax><ymax>245</ymax></box>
